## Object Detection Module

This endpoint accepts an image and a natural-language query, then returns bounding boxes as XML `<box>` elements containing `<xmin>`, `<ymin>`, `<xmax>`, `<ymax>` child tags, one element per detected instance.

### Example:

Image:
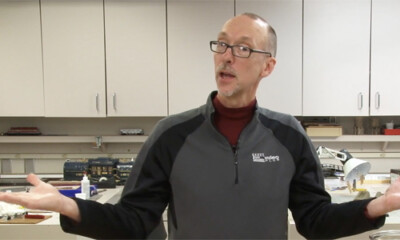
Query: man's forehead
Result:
<box><xmin>217</xmin><ymin>32</ymin><xmax>253</xmax><ymax>43</ymax></box>
<box><xmin>224</xmin><ymin>15</ymin><xmax>268</xmax><ymax>30</ymax></box>
<box><xmin>218</xmin><ymin>15</ymin><xmax>267</xmax><ymax>40</ymax></box>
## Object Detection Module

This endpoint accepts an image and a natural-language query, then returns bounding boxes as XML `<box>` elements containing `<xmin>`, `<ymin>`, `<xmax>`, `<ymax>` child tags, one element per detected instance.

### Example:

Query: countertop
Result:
<box><xmin>288</xmin><ymin>181</ymin><xmax>400</xmax><ymax>239</ymax></box>
<box><xmin>0</xmin><ymin>186</ymin><xmax>123</xmax><ymax>240</ymax></box>
<box><xmin>1</xmin><ymin>182</ymin><xmax>399</xmax><ymax>239</ymax></box>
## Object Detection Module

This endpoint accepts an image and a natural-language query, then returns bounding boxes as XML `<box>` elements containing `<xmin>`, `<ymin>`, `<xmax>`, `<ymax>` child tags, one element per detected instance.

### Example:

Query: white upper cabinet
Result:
<box><xmin>41</xmin><ymin>0</ymin><xmax>106</xmax><ymax>117</ymax></box>
<box><xmin>236</xmin><ymin>0</ymin><xmax>303</xmax><ymax>116</ymax></box>
<box><xmin>167</xmin><ymin>0</ymin><xmax>234</xmax><ymax>115</ymax></box>
<box><xmin>370</xmin><ymin>0</ymin><xmax>400</xmax><ymax>116</ymax></box>
<box><xmin>303</xmin><ymin>0</ymin><xmax>371</xmax><ymax>116</ymax></box>
<box><xmin>0</xmin><ymin>0</ymin><xmax>44</xmax><ymax>116</ymax></box>
<box><xmin>105</xmin><ymin>0</ymin><xmax>167</xmax><ymax>117</ymax></box>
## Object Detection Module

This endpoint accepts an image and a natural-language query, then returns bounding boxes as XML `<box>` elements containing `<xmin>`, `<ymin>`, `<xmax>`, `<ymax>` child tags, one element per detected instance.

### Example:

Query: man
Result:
<box><xmin>1</xmin><ymin>13</ymin><xmax>400</xmax><ymax>239</ymax></box>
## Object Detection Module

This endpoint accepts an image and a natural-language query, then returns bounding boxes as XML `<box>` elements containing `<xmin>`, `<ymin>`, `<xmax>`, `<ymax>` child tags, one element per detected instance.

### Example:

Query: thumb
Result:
<box><xmin>27</xmin><ymin>173</ymin><xmax>43</xmax><ymax>187</ymax></box>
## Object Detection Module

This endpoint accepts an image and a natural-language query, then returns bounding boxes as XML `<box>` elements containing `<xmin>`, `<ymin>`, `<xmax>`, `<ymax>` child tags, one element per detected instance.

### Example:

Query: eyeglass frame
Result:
<box><xmin>210</xmin><ymin>41</ymin><xmax>272</xmax><ymax>58</ymax></box>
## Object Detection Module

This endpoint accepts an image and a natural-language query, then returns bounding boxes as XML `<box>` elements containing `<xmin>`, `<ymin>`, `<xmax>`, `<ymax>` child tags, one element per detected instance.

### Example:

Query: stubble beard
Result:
<box><xmin>216</xmin><ymin>64</ymin><xmax>239</xmax><ymax>98</ymax></box>
<box><xmin>218</xmin><ymin>85</ymin><xmax>239</xmax><ymax>98</ymax></box>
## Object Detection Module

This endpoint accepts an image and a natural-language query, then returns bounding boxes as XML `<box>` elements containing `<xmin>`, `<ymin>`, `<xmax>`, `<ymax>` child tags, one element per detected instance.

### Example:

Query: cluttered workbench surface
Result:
<box><xmin>289</xmin><ymin>179</ymin><xmax>400</xmax><ymax>240</ymax></box>
<box><xmin>0</xmin><ymin>186</ymin><xmax>123</xmax><ymax>240</ymax></box>
<box><xmin>1</xmin><ymin>178</ymin><xmax>400</xmax><ymax>240</ymax></box>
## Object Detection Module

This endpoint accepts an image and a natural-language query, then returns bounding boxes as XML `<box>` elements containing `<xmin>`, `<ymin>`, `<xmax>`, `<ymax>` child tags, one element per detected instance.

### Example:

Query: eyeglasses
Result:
<box><xmin>210</xmin><ymin>41</ymin><xmax>271</xmax><ymax>58</ymax></box>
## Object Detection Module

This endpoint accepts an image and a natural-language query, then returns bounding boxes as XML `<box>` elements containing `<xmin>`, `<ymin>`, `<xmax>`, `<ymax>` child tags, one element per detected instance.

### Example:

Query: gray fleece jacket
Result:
<box><xmin>61</xmin><ymin>91</ymin><xmax>385</xmax><ymax>239</ymax></box>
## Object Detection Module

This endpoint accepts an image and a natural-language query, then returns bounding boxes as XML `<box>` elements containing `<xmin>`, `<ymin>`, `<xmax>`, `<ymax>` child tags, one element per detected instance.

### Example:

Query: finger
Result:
<box><xmin>27</xmin><ymin>173</ymin><xmax>42</xmax><ymax>187</ymax></box>
<box><xmin>0</xmin><ymin>192</ymin><xmax>28</xmax><ymax>207</ymax></box>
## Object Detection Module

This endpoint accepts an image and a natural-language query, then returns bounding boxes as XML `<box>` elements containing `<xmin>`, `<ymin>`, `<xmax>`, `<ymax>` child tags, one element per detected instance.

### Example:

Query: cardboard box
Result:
<box><xmin>306</xmin><ymin>126</ymin><xmax>343</xmax><ymax>137</ymax></box>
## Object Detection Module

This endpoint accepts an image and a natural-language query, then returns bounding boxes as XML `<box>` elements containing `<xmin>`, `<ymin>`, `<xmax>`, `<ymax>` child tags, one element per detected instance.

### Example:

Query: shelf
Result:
<box><xmin>1</xmin><ymin>134</ymin><xmax>399</xmax><ymax>143</ymax></box>
<box><xmin>310</xmin><ymin>135</ymin><xmax>400</xmax><ymax>151</ymax></box>
<box><xmin>310</xmin><ymin>135</ymin><xmax>400</xmax><ymax>142</ymax></box>
<box><xmin>1</xmin><ymin>135</ymin><xmax>399</xmax><ymax>151</ymax></box>
<box><xmin>101</xmin><ymin>135</ymin><xmax>148</xmax><ymax>143</ymax></box>
<box><xmin>0</xmin><ymin>135</ymin><xmax>148</xmax><ymax>144</ymax></box>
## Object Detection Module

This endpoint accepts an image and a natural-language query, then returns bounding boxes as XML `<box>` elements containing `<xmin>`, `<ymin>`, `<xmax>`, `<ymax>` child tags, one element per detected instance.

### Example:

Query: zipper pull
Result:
<box><xmin>232</xmin><ymin>145</ymin><xmax>239</xmax><ymax>184</ymax></box>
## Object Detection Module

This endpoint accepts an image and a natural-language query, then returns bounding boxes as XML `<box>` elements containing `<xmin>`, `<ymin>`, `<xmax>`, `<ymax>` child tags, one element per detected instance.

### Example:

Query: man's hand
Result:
<box><xmin>366</xmin><ymin>178</ymin><xmax>400</xmax><ymax>218</ymax></box>
<box><xmin>0</xmin><ymin>173</ymin><xmax>81</xmax><ymax>222</ymax></box>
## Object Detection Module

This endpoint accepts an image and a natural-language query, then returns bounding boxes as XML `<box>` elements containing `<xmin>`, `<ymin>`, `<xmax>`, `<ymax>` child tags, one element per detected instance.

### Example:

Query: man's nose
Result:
<box><xmin>221</xmin><ymin>47</ymin><xmax>234</xmax><ymax>62</ymax></box>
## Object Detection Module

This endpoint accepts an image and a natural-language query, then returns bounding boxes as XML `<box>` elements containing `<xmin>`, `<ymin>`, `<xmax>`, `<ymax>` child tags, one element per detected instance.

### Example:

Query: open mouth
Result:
<box><xmin>219</xmin><ymin>71</ymin><xmax>236</xmax><ymax>79</ymax></box>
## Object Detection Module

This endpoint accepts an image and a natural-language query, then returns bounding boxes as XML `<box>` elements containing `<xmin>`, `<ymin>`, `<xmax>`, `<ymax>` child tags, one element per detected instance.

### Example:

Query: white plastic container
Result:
<box><xmin>386</xmin><ymin>122</ymin><xmax>394</xmax><ymax>129</ymax></box>
<box><xmin>80</xmin><ymin>173</ymin><xmax>90</xmax><ymax>200</ymax></box>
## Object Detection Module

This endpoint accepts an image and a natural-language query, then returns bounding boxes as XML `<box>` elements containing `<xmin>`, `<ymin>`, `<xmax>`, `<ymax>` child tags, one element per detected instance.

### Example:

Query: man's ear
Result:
<box><xmin>260</xmin><ymin>57</ymin><xmax>276</xmax><ymax>78</ymax></box>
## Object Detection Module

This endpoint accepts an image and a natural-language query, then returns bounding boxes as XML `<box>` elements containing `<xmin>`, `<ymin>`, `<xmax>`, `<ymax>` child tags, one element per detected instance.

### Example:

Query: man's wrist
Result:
<box><xmin>60</xmin><ymin>196</ymin><xmax>81</xmax><ymax>223</ymax></box>
<box><xmin>366</xmin><ymin>196</ymin><xmax>389</xmax><ymax>218</ymax></box>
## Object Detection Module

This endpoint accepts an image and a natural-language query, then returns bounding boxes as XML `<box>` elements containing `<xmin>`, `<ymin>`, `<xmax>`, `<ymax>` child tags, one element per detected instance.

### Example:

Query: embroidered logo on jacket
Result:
<box><xmin>252</xmin><ymin>153</ymin><xmax>280</xmax><ymax>163</ymax></box>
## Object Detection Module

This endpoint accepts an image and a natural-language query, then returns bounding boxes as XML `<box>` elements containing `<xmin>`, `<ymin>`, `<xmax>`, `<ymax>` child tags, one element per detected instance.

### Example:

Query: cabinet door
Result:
<box><xmin>105</xmin><ymin>0</ymin><xmax>167</xmax><ymax>117</ymax></box>
<box><xmin>0</xmin><ymin>0</ymin><xmax>44</xmax><ymax>116</ymax></box>
<box><xmin>236</xmin><ymin>0</ymin><xmax>302</xmax><ymax>116</ymax></box>
<box><xmin>303</xmin><ymin>0</ymin><xmax>370</xmax><ymax>116</ymax></box>
<box><xmin>370</xmin><ymin>0</ymin><xmax>400</xmax><ymax>115</ymax></box>
<box><xmin>168</xmin><ymin>0</ymin><xmax>234</xmax><ymax>115</ymax></box>
<box><xmin>42</xmin><ymin>0</ymin><xmax>106</xmax><ymax>117</ymax></box>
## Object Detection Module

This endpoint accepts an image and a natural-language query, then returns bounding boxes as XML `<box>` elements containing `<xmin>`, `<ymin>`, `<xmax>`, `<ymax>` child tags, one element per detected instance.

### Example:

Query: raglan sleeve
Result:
<box><xmin>60</xmin><ymin>121</ymin><xmax>172</xmax><ymax>239</ymax></box>
<box><xmin>288</xmin><ymin>120</ymin><xmax>385</xmax><ymax>239</ymax></box>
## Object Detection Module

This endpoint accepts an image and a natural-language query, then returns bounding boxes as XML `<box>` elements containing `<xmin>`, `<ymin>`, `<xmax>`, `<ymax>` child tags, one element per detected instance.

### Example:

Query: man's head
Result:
<box><xmin>213</xmin><ymin>13</ymin><xmax>277</xmax><ymax>107</ymax></box>
<box><xmin>241</xmin><ymin>13</ymin><xmax>277</xmax><ymax>58</ymax></box>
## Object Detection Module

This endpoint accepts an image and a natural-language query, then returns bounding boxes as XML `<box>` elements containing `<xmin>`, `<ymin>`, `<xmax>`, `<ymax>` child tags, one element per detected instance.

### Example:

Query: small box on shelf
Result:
<box><xmin>305</xmin><ymin>125</ymin><xmax>343</xmax><ymax>137</ymax></box>
<box><xmin>383</xmin><ymin>129</ymin><xmax>400</xmax><ymax>135</ymax></box>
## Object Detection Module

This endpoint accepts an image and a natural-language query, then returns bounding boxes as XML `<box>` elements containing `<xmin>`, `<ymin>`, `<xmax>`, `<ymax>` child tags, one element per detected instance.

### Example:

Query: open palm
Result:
<box><xmin>0</xmin><ymin>174</ymin><xmax>65</xmax><ymax>213</ymax></box>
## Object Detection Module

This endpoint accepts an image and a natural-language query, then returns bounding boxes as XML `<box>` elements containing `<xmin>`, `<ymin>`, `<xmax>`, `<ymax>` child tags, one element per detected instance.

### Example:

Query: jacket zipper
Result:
<box><xmin>232</xmin><ymin>144</ymin><xmax>239</xmax><ymax>184</ymax></box>
<box><xmin>210</xmin><ymin>112</ymin><xmax>241</xmax><ymax>184</ymax></box>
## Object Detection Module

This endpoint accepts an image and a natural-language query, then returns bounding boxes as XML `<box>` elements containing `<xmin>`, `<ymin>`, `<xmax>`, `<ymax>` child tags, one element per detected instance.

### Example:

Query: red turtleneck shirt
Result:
<box><xmin>212</xmin><ymin>96</ymin><xmax>256</xmax><ymax>147</ymax></box>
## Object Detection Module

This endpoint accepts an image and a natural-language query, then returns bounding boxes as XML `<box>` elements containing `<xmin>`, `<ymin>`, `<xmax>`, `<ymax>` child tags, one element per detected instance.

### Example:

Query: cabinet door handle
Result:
<box><xmin>375</xmin><ymin>92</ymin><xmax>380</xmax><ymax>109</ymax></box>
<box><xmin>96</xmin><ymin>93</ymin><xmax>100</xmax><ymax>112</ymax></box>
<box><xmin>113</xmin><ymin>93</ymin><xmax>117</xmax><ymax>110</ymax></box>
<box><xmin>358</xmin><ymin>92</ymin><xmax>363</xmax><ymax>110</ymax></box>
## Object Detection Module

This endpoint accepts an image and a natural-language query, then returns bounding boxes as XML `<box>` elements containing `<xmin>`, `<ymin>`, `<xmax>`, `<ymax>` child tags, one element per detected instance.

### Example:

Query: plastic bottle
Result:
<box><xmin>81</xmin><ymin>172</ymin><xmax>90</xmax><ymax>200</ymax></box>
